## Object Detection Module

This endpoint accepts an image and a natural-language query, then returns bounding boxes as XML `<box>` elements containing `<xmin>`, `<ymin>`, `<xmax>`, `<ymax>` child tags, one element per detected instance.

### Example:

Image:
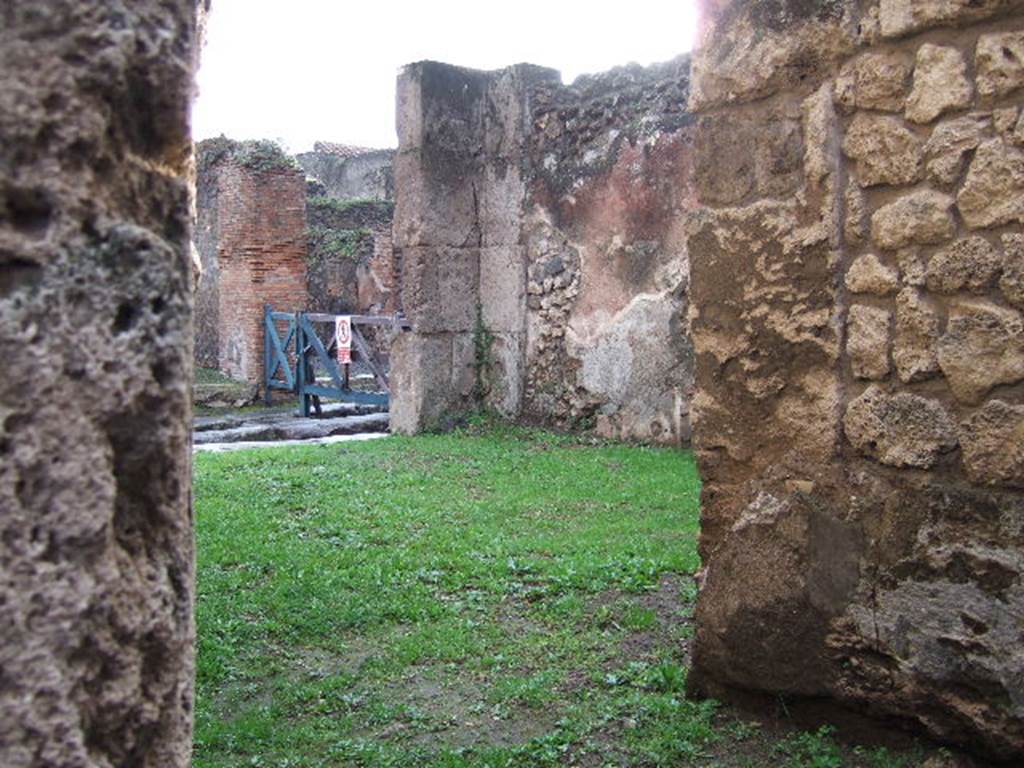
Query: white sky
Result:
<box><xmin>192</xmin><ymin>0</ymin><xmax>699</xmax><ymax>152</ymax></box>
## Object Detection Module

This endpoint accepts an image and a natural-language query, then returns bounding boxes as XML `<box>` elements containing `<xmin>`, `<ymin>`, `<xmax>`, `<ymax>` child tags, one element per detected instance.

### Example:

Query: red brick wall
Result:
<box><xmin>215</xmin><ymin>162</ymin><xmax>308</xmax><ymax>383</ymax></box>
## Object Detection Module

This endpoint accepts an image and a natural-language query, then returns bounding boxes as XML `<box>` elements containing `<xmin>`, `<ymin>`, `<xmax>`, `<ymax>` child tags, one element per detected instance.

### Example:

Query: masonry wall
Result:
<box><xmin>296</xmin><ymin>144</ymin><xmax>395</xmax><ymax>200</ymax></box>
<box><xmin>522</xmin><ymin>60</ymin><xmax>696</xmax><ymax>442</ymax></box>
<box><xmin>1</xmin><ymin>2</ymin><xmax>199</xmax><ymax>766</ymax></box>
<box><xmin>686</xmin><ymin>0</ymin><xmax>1024</xmax><ymax>760</ymax></box>
<box><xmin>305</xmin><ymin>198</ymin><xmax>397</xmax><ymax>316</ymax></box>
<box><xmin>215</xmin><ymin>162</ymin><xmax>308</xmax><ymax>382</ymax></box>
<box><xmin>391</xmin><ymin>61</ymin><xmax>697</xmax><ymax>443</ymax></box>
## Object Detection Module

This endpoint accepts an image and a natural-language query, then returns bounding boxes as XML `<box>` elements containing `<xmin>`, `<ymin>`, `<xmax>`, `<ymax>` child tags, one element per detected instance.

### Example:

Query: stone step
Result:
<box><xmin>192</xmin><ymin>412</ymin><xmax>389</xmax><ymax>445</ymax></box>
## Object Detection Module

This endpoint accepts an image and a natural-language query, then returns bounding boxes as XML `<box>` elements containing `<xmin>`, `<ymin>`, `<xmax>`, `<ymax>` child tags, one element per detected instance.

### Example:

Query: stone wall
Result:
<box><xmin>1</xmin><ymin>2</ymin><xmax>199</xmax><ymax>766</ymax></box>
<box><xmin>391</xmin><ymin>61</ymin><xmax>697</xmax><ymax>443</ymax></box>
<box><xmin>686</xmin><ymin>0</ymin><xmax>1024</xmax><ymax>760</ymax></box>
<box><xmin>305</xmin><ymin>197</ymin><xmax>397</xmax><ymax>316</ymax></box>
<box><xmin>522</xmin><ymin>59</ymin><xmax>696</xmax><ymax>442</ymax></box>
<box><xmin>295</xmin><ymin>142</ymin><xmax>395</xmax><ymax>200</ymax></box>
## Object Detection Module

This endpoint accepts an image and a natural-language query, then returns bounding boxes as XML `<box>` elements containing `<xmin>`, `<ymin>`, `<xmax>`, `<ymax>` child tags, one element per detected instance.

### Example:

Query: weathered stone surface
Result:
<box><xmin>976</xmin><ymin>30</ymin><xmax>1024</xmax><ymax>97</ymax></box>
<box><xmin>844</xmin><ymin>178</ymin><xmax>867</xmax><ymax>244</ymax></box>
<box><xmin>694</xmin><ymin>111</ymin><xmax>803</xmax><ymax>205</ymax></box>
<box><xmin>573</xmin><ymin>292</ymin><xmax>690</xmax><ymax>443</ymax></box>
<box><xmin>1</xmin><ymin>3</ymin><xmax>199</xmax><ymax>767</ymax></box>
<box><xmin>871</xmin><ymin>189</ymin><xmax>955</xmax><ymax>249</ymax></box>
<box><xmin>926</xmin><ymin>236</ymin><xmax>1003</xmax><ymax>293</ymax></box>
<box><xmin>897</xmin><ymin>247</ymin><xmax>927</xmax><ymax>286</ymax></box>
<box><xmin>689</xmin><ymin>1</ymin><xmax>858</xmax><ymax>110</ymax></box>
<box><xmin>880</xmin><ymin>0</ymin><xmax>1024</xmax><ymax>38</ymax></box>
<box><xmin>842</xmin><ymin>113</ymin><xmax>922</xmax><ymax>186</ymax></box>
<box><xmin>958</xmin><ymin>138</ymin><xmax>1024</xmax><ymax>229</ymax></box>
<box><xmin>845</xmin><ymin>253</ymin><xmax>899</xmax><ymax>295</ymax></box>
<box><xmin>894</xmin><ymin>288</ymin><xmax>941</xmax><ymax>382</ymax></box>
<box><xmin>400</xmin><ymin>246</ymin><xmax>480</xmax><ymax>333</ymax></box>
<box><xmin>803</xmin><ymin>83</ymin><xmax>838</xmax><ymax>192</ymax></box>
<box><xmin>905</xmin><ymin>44</ymin><xmax>973</xmax><ymax>123</ymax></box>
<box><xmin>923</xmin><ymin>114</ymin><xmax>987</xmax><ymax>186</ymax></box>
<box><xmin>392</xmin><ymin>149</ymin><xmax>481</xmax><ymax>248</ymax></box>
<box><xmin>960</xmin><ymin>400</ymin><xmax>1024</xmax><ymax>487</ymax></box>
<box><xmin>1001</xmin><ymin>234</ymin><xmax>1024</xmax><ymax>308</ymax></box>
<box><xmin>479</xmin><ymin>246</ymin><xmax>526</xmax><ymax>334</ymax></box>
<box><xmin>837</xmin><ymin>559</ymin><xmax>1024</xmax><ymax>760</ymax></box>
<box><xmin>938</xmin><ymin>299</ymin><xmax>1024</xmax><ymax>403</ymax></box>
<box><xmin>834</xmin><ymin>50</ymin><xmax>912</xmax><ymax>112</ymax></box>
<box><xmin>390</xmin><ymin>332</ymin><xmax>473</xmax><ymax>433</ymax></box>
<box><xmin>847</xmin><ymin>304</ymin><xmax>892</xmax><ymax>379</ymax></box>
<box><xmin>843</xmin><ymin>386</ymin><xmax>957</xmax><ymax>467</ymax></box>
<box><xmin>994</xmin><ymin>106</ymin><xmax>1020</xmax><ymax>134</ymax></box>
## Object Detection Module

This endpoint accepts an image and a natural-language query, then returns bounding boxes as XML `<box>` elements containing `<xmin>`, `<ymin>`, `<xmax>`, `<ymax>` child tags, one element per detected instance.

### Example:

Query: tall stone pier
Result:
<box><xmin>0</xmin><ymin>3</ymin><xmax>200</xmax><ymax>766</ymax></box>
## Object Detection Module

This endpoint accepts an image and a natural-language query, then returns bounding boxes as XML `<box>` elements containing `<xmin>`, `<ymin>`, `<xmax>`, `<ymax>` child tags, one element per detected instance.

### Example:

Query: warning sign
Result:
<box><xmin>335</xmin><ymin>316</ymin><xmax>352</xmax><ymax>364</ymax></box>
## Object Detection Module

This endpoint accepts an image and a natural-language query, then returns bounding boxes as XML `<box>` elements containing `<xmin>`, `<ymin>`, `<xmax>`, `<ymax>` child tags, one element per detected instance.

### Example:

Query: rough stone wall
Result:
<box><xmin>686</xmin><ymin>0</ymin><xmax>1024</xmax><ymax>760</ymax></box>
<box><xmin>215</xmin><ymin>161</ymin><xmax>308</xmax><ymax>382</ymax></box>
<box><xmin>391</xmin><ymin>61</ymin><xmax>697</xmax><ymax>443</ymax></box>
<box><xmin>522</xmin><ymin>59</ymin><xmax>697</xmax><ymax>443</ymax></box>
<box><xmin>1</xmin><ymin>2</ymin><xmax>199</xmax><ymax>766</ymax></box>
<box><xmin>305</xmin><ymin>197</ymin><xmax>397</xmax><ymax>316</ymax></box>
<box><xmin>295</xmin><ymin>142</ymin><xmax>395</xmax><ymax>200</ymax></box>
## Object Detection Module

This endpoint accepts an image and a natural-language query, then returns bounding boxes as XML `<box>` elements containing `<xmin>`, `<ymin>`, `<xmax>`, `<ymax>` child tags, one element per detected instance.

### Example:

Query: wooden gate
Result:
<box><xmin>264</xmin><ymin>305</ymin><xmax>409</xmax><ymax>415</ymax></box>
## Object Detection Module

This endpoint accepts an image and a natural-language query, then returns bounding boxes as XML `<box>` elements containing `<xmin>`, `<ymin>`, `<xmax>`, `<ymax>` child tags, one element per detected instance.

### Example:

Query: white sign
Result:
<box><xmin>335</xmin><ymin>316</ymin><xmax>352</xmax><ymax>364</ymax></box>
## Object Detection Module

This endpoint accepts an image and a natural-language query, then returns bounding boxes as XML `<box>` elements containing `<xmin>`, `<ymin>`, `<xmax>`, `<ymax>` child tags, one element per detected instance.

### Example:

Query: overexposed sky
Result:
<box><xmin>192</xmin><ymin>1</ymin><xmax>699</xmax><ymax>152</ymax></box>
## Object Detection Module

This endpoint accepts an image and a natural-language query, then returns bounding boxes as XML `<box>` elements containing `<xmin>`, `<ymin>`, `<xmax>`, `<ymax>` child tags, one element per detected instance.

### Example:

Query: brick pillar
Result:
<box><xmin>215</xmin><ymin>162</ymin><xmax>308</xmax><ymax>384</ymax></box>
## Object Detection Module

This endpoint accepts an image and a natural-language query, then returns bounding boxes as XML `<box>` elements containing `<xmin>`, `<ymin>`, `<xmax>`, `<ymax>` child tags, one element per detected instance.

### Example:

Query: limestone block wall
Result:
<box><xmin>687</xmin><ymin>0</ymin><xmax>1024</xmax><ymax>760</ymax></box>
<box><xmin>1</xmin><ymin>2</ymin><xmax>199</xmax><ymax>766</ymax></box>
<box><xmin>390</xmin><ymin>62</ymin><xmax>497</xmax><ymax>431</ymax></box>
<box><xmin>391</xmin><ymin>61</ymin><xmax>697</xmax><ymax>443</ymax></box>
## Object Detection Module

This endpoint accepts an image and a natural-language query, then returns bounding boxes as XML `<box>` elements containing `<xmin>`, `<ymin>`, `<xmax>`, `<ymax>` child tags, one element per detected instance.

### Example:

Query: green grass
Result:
<box><xmin>193</xmin><ymin>424</ymin><xmax>930</xmax><ymax>767</ymax></box>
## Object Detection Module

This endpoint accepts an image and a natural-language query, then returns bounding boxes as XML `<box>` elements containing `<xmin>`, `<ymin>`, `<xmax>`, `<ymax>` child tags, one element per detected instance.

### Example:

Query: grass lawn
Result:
<box><xmin>193</xmin><ymin>424</ymin><xmax>927</xmax><ymax>767</ymax></box>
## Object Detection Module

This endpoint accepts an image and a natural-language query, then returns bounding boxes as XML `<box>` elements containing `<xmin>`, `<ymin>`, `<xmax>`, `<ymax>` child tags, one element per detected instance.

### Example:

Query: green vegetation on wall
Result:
<box><xmin>196</xmin><ymin>136</ymin><xmax>299</xmax><ymax>174</ymax></box>
<box><xmin>306</xmin><ymin>225</ymin><xmax>374</xmax><ymax>263</ymax></box>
